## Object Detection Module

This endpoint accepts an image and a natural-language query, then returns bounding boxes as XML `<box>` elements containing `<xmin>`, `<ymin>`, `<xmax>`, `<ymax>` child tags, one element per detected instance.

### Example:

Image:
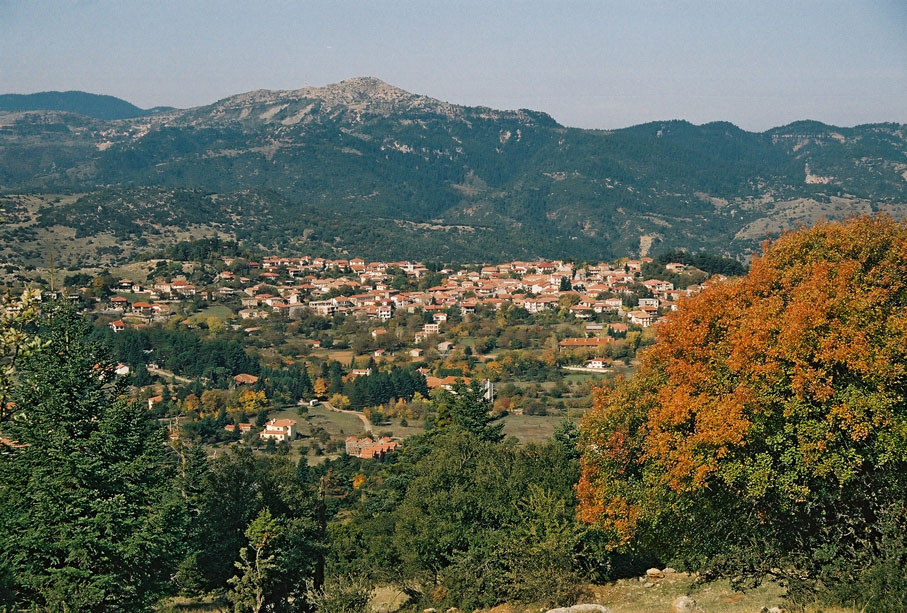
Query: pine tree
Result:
<box><xmin>0</xmin><ymin>303</ymin><xmax>180</xmax><ymax>610</ymax></box>
<box><xmin>435</xmin><ymin>380</ymin><xmax>503</xmax><ymax>442</ymax></box>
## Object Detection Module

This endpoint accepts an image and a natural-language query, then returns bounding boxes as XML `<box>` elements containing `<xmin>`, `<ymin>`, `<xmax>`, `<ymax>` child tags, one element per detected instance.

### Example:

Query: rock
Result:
<box><xmin>663</xmin><ymin>567</ymin><xmax>677</xmax><ymax>574</ymax></box>
<box><xmin>422</xmin><ymin>609</ymin><xmax>438</xmax><ymax>613</ymax></box>
<box><xmin>643</xmin><ymin>582</ymin><xmax>655</xmax><ymax>588</ymax></box>
<box><xmin>759</xmin><ymin>608</ymin><xmax>786</xmax><ymax>613</ymax></box>
<box><xmin>544</xmin><ymin>606</ymin><xmax>611</xmax><ymax>613</ymax></box>
<box><xmin>646</xmin><ymin>567</ymin><xmax>665</xmax><ymax>579</ymax></box>
<box><xmin>671</xmin><ymin>595</ymin><xmax>699</xmax><ymax>613</ymax></box>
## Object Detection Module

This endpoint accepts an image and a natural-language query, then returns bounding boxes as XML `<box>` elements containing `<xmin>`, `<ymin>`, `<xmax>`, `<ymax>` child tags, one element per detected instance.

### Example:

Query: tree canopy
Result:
<box><xmin>0</xmin><ymin>304</ymin><xmax>178</xmax><ymax>610</ymax></box>
<box><xmin>578</xmin><ymin>216</ymin><xmax>907</xmax><ymax>609</ymax></box>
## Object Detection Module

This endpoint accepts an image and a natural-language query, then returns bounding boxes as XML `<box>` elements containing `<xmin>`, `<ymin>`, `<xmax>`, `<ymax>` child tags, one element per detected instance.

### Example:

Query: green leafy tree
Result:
<box><xmin>0</xmin><ymin>289</ymin><xmax>44</xmax><ymax>422</ymax></box>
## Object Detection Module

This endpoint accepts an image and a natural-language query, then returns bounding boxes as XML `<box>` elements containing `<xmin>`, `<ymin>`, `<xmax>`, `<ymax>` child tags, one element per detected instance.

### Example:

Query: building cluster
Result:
<box><xmin>91</xmin><ymin>254</ymin><xmax>726</xmax><ymax>336</ymax></box>
<box><xmin>345</xmin><ymin>435</ymin><xmax>400</xmax><ymax>459</ymax></box>
<box><xmin>292</xmin><ymin>256</ymin><xmax>722</xmax><ymax>331</ymax></box>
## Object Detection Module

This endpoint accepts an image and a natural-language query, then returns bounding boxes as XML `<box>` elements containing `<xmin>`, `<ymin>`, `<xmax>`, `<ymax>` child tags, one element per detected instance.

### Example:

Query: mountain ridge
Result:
<box><xmin>0</xmin><ymin>90</ymin><xmax>158</xmax><ymax>120</ymax></box>
<box><xmin>1</xmin><ymin>77</ymin><xmax>905</xmax><ymax>266</ymax></box>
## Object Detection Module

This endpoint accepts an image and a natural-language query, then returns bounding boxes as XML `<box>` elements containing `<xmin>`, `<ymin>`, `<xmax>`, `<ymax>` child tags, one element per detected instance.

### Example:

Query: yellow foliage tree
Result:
<box><xmin>329</xmin><ymin>393</ymin><xmax>350</xmax><ymax>410</ymax></box>
<box><xmin>239</xmin><ymin>389</ymin><xmax>266</xmax><ymax>416</ymax></box>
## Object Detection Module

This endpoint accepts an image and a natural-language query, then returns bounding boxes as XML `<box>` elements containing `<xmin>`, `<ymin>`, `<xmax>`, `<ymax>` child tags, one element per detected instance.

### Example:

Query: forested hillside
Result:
<box><xmin>0</xmin><ymin>90</ymin><xmax>156</xmax><ymax>120</ymax></box>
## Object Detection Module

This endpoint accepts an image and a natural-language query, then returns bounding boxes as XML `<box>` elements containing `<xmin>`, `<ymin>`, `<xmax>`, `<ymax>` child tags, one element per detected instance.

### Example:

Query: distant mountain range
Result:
<box><xmin>0</xmin><ymin>91</ymin><xmax>172</xmax><ymax>120</ymax></box>
<box><xmin>1</xmin><ymin>77</ymin><xmax>905</xmax><ymax>266</ymax></box>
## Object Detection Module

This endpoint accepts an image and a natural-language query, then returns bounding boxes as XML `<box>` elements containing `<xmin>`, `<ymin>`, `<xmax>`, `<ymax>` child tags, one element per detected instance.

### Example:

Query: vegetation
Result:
<box><xmin>579</xmin><ymin>216</ymin><xmax>907</xmax><ymax>611</ymax></box>
<box><xmin>0</xmin><ymin>304</ymin><xmax>178</xmax><ymax>609</ymax></box>
<box><xmin>0</xmin><ymin>303</ymin><xmax>319</xmax><ymax>611</ymax></box>
<box><xmin>2</xmin><ymin>216</ymin><xmax>906</xmax><ymax>610</ymax></box>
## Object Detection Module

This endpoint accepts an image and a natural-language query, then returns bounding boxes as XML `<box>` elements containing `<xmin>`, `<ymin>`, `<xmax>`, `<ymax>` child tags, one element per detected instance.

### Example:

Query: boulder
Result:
<box><xmin>663</xmin><ymin>567</ymin><xmax>677</xmax><ymax>574</ymax></box>
<box><xmin>545</xmin><ymin>605</ymin><xmax>611</xmax><ymax>613</ymax></box>
<box><xmin>671</xmin><ymin>595</ymin><xmax>699</xmax><ymax>613</ymax></box>
<box><xmin>646</xmin><ymin>567</ymin><xmax>665</xmax><ymax>580</ymax></box>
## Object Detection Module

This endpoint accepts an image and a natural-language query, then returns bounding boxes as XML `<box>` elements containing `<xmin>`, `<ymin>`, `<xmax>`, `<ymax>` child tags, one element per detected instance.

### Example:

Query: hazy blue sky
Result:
<box><xmin>1</xmin><ymin>0</ymin><xmax>904</xmax><ymax>130</ymax></box>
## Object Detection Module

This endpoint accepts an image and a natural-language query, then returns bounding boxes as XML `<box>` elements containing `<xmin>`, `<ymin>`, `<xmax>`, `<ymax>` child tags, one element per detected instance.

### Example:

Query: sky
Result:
<box><xmin>0</xmin><ymin>0</ymin><xmax>905</xmax><ymax>131</ymax></box>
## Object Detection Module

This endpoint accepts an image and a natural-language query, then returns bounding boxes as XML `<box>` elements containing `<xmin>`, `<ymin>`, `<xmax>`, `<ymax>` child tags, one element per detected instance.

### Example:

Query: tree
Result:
<box><xmin>0</xmin><ymin>289</ymin><xmax>43</xmax><ymax>422</ymax></box>
<box><xmin>193</xmin><ymin>447</ymin><xmax>318</xmax><ymax>600</ymax></box>
<box><xmin>435</xmin><ymin>380</ymin><xmax>503</xmax><ymax>442</ymax></box>
<box><xmin>330</xmin><ymin>393</ymin><xmax>350</xmax><ymax>410</ymax></box>
<box><xmin>0</xmin><ymin>303</ymin><xmax>180</xmax><ymax>609</ymax></box>
<box><xmin>228</xmin><ymin>509</ymin><xmax>280</xmax><ymax>613</ymax></box>
<box><xmin>314</xmin><ymin>377</ymin><xmax>329</xmax><ymax>398</ymax></box>
<box><xmin>240</xmin><ymin>389</ymin><xmax>267</xmax><ymax>416</ymax></box>
<box><xmin>578</xmin><ymin>217</ymin><xmax>907</xmax><ymax>609</ymax></box>
<box><xmin>200</xmin><ymin>388</ymin><xmax>225</xmax><ymax>412</ymax></box>
<box><xmin>559</xmin><ymin>276</ymin><xmax>572</xmax><ymax>292</ymax></box>
<box><xmin>389</xmin><ymin>429</ymin><xmax>593</xmax><ymax>609</ymax></box>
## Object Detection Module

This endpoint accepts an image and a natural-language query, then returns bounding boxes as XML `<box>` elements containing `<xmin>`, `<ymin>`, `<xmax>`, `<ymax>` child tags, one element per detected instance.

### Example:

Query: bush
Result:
<box><xmin>306</xmin><ymin>575</ymin><xmax>371</xmax><ymax>613</ymax></box>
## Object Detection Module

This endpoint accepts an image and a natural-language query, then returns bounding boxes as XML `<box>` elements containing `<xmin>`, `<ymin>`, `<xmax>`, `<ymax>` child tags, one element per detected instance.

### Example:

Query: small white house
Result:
<box><xmin>260</xmin><ymin>418</ymin><xmax>297</xmax><ymax>442</ymax></box>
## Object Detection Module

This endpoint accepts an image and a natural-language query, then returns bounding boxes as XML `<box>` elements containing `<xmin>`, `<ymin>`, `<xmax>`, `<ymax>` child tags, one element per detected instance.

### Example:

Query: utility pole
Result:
<box><xmin>315</xmin><ymin>472</ymin><xmax>328</xmax><ymax>591</ymax></box>
<box><xmin>314</xmin><ymin>469</ymin><xmax>343</xmax><ymax>592</ymax></box>
<box><xmin>48</xmin><ymin>248</ymin><xmax>56</xmax><ymax>293</ymax></box>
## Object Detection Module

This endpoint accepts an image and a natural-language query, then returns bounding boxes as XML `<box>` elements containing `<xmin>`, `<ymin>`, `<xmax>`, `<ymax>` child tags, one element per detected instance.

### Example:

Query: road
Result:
<box><xmin>147</xmin><ymin>366</ymin><xmax>193</xmax><ymax>385</ymax></box>
<box><xmin>322</xmin><ymin>402</ymin><xmax>371</xmax><ymax>431</ymax></box>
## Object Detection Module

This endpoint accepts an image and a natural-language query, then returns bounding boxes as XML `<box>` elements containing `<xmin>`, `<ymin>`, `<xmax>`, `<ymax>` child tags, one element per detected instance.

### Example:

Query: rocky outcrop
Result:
<box><xmin>672</xmin><ymin>595</ymin><xmax>701</xmax><ymax>613</ymax></box>
<box><xmin>545</xmin><ymin>605</ymin><xmax>611</xmax><ymax>613</ymax></box>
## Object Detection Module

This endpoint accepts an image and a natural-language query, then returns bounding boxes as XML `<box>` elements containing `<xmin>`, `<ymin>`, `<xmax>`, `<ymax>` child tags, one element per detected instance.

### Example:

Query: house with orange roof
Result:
<box><xmin>260</xmin><ymin>418</ymin><xmax>297</xmax><ymax>442</ymax></box>
<box><xmin>345</xmin><ymin>436</ymin><xmax>399</xmax><ymax>459</ymax></box>
<box><xmin>558</xmin><ymin>337</ymin><xmax>613</xmax><ymax>351</ymax></box>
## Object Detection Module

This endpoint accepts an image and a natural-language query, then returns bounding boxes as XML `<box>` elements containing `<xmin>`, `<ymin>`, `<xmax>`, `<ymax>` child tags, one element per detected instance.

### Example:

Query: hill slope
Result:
<box><xmin>0</xmin><ymin>91</ymin><xmax>154</xmax><ymax>120</ymax></box>
<box><xmin>1</xmin><ymin>77</ymin><xmax>906</xmax><ymax>265</ymax></box>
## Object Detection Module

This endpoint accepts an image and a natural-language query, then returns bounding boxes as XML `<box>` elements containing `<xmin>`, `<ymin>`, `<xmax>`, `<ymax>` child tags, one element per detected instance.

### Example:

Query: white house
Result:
<box><xmin>260</xmin><ymin>419</ymin><xmax>297</xmax><ymax>442</ymax></box>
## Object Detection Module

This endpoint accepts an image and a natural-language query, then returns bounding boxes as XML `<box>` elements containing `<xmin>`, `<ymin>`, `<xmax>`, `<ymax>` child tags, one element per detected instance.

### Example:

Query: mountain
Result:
<box><xmin>1</xmin><ymin>77</ymin><xmax>906</xmax><ymax>267</ymax></box>
<box><xmin>0</xmin><ymin>91</ymin><xmax>155</xmax><ymax>120</ymax></box>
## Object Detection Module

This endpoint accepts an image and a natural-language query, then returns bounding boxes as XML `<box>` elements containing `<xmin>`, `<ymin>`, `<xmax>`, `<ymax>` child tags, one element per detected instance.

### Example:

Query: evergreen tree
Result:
<box><xmin>435</xmin><ymin>380</ymin><xmax>503</xmax><ymax>442</ymax></box>
<box><xmin>0</xmin><ymin>303</ymin><xmax>180</xmax><ymax>610</ymax></box>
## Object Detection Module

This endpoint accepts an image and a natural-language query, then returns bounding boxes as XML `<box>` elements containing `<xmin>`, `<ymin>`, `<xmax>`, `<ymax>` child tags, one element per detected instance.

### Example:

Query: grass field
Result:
<box><xmin>266</xmin><ymin>404</ymin><xmax>368</xmax><ymax>464</ymax></box>
<box><xmin>187</xmin><ymin>305</ymin><xmax>233</xmax><ymax>324</ymax></box>
<box><xmin>113</xmin><ymin>290</ymin><xmax>152</xmax><ymax>303</ymax></box>
<box><xmin>501</xmin><ymin>413</ymin><xmax>568</xmax><ymax>442</ymax></box>
<box><xmin>563</xmin><ymin>372</ymin><xmax>611</xmax><ymax>384</ymax></box>
<box><xmin>366</xmin><ymin>417</ymin><xmax>425</xmax><ymax>439</ymax></box>
<box><xmin>310</xmin><ymin>349</ymin><xmax>355</xmax><ymax>365</ymax></box>
<box><xmin>367</xmin><ymin>570</ymin><xmax>855</xmax><ymax>613</ymax></box>
<box><xmin>265</xmin><ymin>402</ymin><xmax>571</xmax><ymax>465</ymax></box>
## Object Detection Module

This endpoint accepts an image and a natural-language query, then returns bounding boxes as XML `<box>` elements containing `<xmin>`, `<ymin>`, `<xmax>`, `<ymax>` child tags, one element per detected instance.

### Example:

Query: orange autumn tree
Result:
<box><xmin>578</xmin><ymin>216</ymin><xmax>907</xmax><ymax>606</ymax></box>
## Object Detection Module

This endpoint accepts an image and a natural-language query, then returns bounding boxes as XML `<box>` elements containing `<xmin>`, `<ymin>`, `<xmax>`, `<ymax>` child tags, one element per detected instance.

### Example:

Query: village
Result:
<box><xmin>98</xmin><ymin>254</ymin><xmax>720</xmax><ymax>349</ymax></box>
<box><xmin>19</xmin><ymin>247</ymin><xmax>728</xmax><ymax>464</ymax></box>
